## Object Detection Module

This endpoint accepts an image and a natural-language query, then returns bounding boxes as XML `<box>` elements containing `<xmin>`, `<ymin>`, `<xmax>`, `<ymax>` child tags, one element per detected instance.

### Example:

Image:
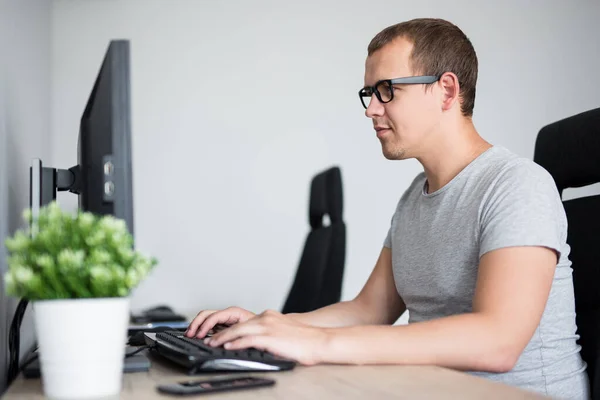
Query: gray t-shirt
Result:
<box><xmin>384</xmin><ymin>146</ymin><xmax>589</xmax><ymax>399</ymax></box>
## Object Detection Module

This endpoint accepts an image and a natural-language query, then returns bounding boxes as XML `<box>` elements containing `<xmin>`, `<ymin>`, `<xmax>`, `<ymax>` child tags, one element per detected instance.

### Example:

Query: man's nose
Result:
<box><xmin>365</xmin><ymin>95</ymin><xmax>384</xmax><ymax>118</ymax></box>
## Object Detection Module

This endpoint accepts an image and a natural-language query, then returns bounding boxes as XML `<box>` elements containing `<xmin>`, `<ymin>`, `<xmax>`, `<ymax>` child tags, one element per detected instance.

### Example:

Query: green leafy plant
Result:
<box><xmin>4</xmin><ymin>201</ymin><xmax>157</xmax><ymax>300</ymax></box>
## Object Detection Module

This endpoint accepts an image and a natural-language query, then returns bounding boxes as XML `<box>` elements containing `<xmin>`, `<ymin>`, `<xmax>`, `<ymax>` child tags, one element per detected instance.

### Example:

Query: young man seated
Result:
<box><xmin>185</xmin><ymin>18</ymin><xmax>589</xmax><ymax>400</ymax></box>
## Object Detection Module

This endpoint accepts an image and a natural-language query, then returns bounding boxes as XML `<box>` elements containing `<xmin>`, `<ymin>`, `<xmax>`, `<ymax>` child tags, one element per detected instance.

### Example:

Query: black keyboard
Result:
<box><xmin>145</xmin><ymin>330</ymin><xmax>296</xmax><ymax>373</ymax></box>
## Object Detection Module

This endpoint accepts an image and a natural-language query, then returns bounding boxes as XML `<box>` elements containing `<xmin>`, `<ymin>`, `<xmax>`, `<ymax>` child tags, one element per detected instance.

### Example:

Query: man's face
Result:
<box><xmin>363</xmin><ymin>38</ymin><xmax>441</xmax><ymax>160</ymax></box>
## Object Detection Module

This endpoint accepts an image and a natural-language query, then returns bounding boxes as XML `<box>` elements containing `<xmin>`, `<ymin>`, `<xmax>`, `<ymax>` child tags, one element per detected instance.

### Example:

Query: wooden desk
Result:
<box><xmin>3</xmin><ymin>351</ymin><xmax>548</xmax><ymax>399</ymax></box>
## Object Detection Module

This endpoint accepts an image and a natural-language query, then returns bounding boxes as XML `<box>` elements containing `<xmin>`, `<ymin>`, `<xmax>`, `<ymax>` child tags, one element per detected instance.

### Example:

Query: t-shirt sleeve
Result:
<box><xmin>478</xmin><ymin>161</ymin><xmax>567</xmax><ymax>259</ymax></box>
<box><xmin>383</xmin><ymin>226</ymin><xmax>392</xmax><ymax>248</ymax></box>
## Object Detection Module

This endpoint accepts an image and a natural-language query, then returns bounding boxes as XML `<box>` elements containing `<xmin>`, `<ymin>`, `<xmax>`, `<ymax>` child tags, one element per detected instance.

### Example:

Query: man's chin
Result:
<box><xmin>382</xmin><ymin>146</ymin><xmax>407</xmax><ymax>160</ymax></box>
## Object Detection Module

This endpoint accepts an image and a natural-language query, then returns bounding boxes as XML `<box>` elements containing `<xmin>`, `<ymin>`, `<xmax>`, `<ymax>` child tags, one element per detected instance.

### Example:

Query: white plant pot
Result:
<box><xmin>33</xmin><ymin>297</ymin><xmax>130</xmax><ymax>400</ymax></box>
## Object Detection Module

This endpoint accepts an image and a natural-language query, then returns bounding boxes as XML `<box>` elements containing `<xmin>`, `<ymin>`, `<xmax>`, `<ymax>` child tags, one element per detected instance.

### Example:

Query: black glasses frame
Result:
<box><xmin>358</xmin><ymin>75</ymin><xmax>440</xmax><ymax>109</ymax></box>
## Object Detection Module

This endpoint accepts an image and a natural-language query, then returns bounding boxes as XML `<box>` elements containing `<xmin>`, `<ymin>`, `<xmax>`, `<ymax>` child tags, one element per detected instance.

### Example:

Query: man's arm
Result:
<box><xmin>287</xmin><ymin>247</ymin><xmax>406</xmax><ymax>328</ymax></box>
<box><xmin>186</xmin><ymin>247</ymin><xmax>404</xmax><ymax>338</ymax></box>
<box><xmin>320</xmin><ymin>246</ymin><xmax>556</xmax><ymax>372</ymax></box>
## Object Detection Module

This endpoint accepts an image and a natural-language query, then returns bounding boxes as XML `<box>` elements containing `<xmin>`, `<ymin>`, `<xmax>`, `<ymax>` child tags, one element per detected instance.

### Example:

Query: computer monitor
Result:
<box><xmin>29</xmin><ymin>39</ymin><xmax>134</xmax><ymax>234</ymax></box>
<box><xmin>78</xmin><ymin>39</ymin><xmax>134</xmax><ymax>234</ymax></box>
<box><xmin>8</xmin><ymin>39</ymin><xmax>134</xmax><ymax>385</ymax></box>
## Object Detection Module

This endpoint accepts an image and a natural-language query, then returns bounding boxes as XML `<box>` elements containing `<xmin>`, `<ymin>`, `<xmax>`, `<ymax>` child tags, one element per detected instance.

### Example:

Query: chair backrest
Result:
<box><xmin>282</xmin><ymin>166</ymin><xmax>346</xmax><ymax>314</ymax></box>
<box><xmin>533</xmin><ymin>107</ymin><xmax>600</xmax><ymax>395</ymax></box>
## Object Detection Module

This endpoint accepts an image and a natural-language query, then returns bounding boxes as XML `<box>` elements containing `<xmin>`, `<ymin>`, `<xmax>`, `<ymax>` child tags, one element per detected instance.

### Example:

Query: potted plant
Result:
<box><xmin>4</xmin><ymin>201</ymin><xmax>157</xmax><ymax>400</ymax></box>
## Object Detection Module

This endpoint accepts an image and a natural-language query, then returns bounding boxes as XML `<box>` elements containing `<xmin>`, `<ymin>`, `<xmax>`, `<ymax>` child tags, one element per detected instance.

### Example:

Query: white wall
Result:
<box><xmin>0</xmin><ymin>0</ymin><xmax>52</xmax><ymax>393</ymax></box>
<box><xmin>0</xmin><ymin>37</ymin><xmax>7</xmax><ymax>394</ymax></box>
<box><xmin>51</xmin><ymin>0</ymin><xmax>600</xmax><ymax>319</ymax></box>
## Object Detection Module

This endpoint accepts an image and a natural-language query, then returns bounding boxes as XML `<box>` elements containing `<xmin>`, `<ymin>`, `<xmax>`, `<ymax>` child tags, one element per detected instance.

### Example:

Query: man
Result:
<box><xmin>186</xmin><ymin>18</ymin><xmax>589</xmax><ymax>399</ymax></box>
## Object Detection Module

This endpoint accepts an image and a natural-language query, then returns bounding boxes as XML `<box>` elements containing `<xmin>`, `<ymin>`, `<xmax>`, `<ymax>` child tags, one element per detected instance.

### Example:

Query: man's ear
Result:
<box><xmin>439</xmin><ymin>72</ymin><xmax>460</xmax><ymax>112</ymax></box>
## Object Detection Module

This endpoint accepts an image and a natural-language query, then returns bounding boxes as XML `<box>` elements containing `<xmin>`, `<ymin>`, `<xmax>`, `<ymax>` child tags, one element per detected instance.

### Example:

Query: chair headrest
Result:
<box><xmin>309</xmin><ymin>166</ymin><xmax>343</xmax><ymax>229</ymax></box>
<box><xmin>534</xmin><ymin>107</ymin><xmax>600</xmax><ymax>194</ymax></box>
<box><xmin>326</xmin><ymin>167</ymin><xmax>343</xmax><ymax>223</ymax></box>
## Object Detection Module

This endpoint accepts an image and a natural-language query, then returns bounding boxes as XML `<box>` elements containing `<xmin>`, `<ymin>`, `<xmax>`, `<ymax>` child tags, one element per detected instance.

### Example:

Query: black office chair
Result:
<box><xmin>282</xmin><ymin>166</ymin><xmax>346</xmax><ymax>314</ymax></box>
<box><xmin>533</xmin><ymin>107</ymin><xmax>600</xmax><ymax>400</ymax></box>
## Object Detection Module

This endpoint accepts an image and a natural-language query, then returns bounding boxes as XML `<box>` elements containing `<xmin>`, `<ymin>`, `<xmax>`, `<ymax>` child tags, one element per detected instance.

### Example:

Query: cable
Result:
<box><xmin>7</xmin><ymin>299</ymin><xmax>28</xmax><ymax>384</ymax></box>
<box><xmin>7</xmin><ymin>299</ymin><xmax>29</xmax><ymax>385</ymax></box>
<box><xmin>125</xmin><ymin>345</ymin><xmax>150</xmax><ymax>358</ymax></box>
<box><xmin>18</xmin><ymin>349</ymin><xmax>38</xmax><ymax>371</ymax></box>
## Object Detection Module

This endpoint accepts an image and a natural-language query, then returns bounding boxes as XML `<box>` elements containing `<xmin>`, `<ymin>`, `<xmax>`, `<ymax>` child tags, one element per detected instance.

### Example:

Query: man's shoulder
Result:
<box><xmin>484</xmin><ymin>148</ymin><xmax>557</xmax><ymax>193</ymax></box>
<box><xmin>480</xmin><ymin>148</ymin><xmax>565</xmax><ymax>224</ymax></box>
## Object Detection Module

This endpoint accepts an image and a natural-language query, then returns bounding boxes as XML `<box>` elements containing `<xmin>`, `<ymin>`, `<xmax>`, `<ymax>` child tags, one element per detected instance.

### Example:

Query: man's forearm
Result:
<box><xmin>286</xmin><ymin>299</ymin><xmax>380</xmax><ymax>328</ymax></box>
<box><xmin>321</xmin><ymin>312</ymin><xmax>519</xmax><ymax>373</ymax></box>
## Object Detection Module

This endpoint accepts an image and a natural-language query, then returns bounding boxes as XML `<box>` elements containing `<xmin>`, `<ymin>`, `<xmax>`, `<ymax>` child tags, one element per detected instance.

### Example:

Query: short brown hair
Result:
<box><xmin>368</xmin><ymin>18</ymin><xmax>478</xmax><ymax>117</ymax></box>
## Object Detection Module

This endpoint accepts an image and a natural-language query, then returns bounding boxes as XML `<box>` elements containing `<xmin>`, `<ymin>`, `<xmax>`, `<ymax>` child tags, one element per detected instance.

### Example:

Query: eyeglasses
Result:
<box><xmin>358</xmin><ymin>75</ymin><xmax>440</xmax><ymax>109</ymax></box>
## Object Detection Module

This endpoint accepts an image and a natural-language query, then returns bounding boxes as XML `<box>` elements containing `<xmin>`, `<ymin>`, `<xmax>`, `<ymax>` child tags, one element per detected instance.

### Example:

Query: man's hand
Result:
<box><xmin>205</xmin><ymin>309</ymin><xmax>329</xmax><ymax>366</ymax></box>
<box><xmin>185</xmin><ymin>306</ymin><xmax>256</xmax><ymax>338</ymax></box>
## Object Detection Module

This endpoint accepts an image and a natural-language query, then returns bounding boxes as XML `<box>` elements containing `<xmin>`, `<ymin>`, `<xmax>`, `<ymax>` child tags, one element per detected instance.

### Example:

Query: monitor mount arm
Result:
<box><xmin>54</xmin><ymin>165</ymin><xmax>82</xmax><ymax>195</ymax></box>
<box><xmin>35</xmin><ymin>164</ymin><xmax>82</xmax><ymax>206</ymax></box>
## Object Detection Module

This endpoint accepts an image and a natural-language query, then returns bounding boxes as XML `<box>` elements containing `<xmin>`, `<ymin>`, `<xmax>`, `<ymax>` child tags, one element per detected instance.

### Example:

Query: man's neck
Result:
<box><xmin>417</xmin><ymin>120</ymin><xmax>491</xmax><ymax>194</ymax></box>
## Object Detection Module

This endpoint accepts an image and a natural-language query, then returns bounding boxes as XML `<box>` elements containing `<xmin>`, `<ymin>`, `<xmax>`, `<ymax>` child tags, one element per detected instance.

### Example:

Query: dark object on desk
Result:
<box><xmin>131</xmin><ymin>305</ymin><xmax>187</xmax><ymax>323</ymax></box>
<box><xmin>22</xmin><ymin>351</ymin><xmax>151</xmax><ymax>379</ymax></box>
<box><xmin>534</xmin><ymin>106</ymin><xmax>600</xmax><ymax>400</ymax></box>
<box><xmin>144</xmin><ymin>331</ymin><xmax>296</xmax><ymax>373</ymax></box>
<box><xmin>282</xmin><ymin>166</ymin><xmax>346</xmax><ymax>314</ymax></box>
<box><xmin>156</xmin><ymin>376</ymin><xmax>275</xmax><ymax>396</ymax></box>
<box><xmin>129</xmin><ymin>331</ymin><xmax>153</xmax><ymax>347</ymax></box>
